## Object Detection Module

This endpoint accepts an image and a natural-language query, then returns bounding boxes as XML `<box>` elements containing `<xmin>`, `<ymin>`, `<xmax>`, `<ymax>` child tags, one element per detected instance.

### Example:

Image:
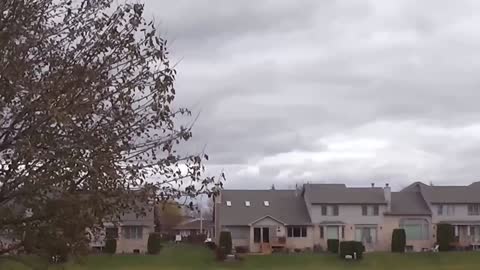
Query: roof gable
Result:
<box><xmin>388</xmin><ymin>192</ymin><xmax>431</xmax><ymax>216</ymax></box>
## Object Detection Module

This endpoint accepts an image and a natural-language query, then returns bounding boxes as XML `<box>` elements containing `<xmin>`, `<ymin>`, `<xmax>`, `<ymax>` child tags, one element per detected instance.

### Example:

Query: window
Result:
<box><xmin>254</xmin><ymin>228</ymin><xmax>261</xmax><ymax>243</ymax></box>
<box><xmin>437</xmin><ymin>204</ymin><xmax>444</xmax><ymax>215</ymax></box>
<box><xmin>333</xmin><ymin>205</ymin><xmax>339</xmax><ymax>216</ymax></box>
<box><xmin>245</xmin><ymin>201</ymin><xmax>250</xmax><ymax>207</ymax></box>
<box><xmin>437</xmin><ymin>205</ymin><xmax>454</xmax><ymax>216</ymax></box>
<box><xmin>362</xmin><ymin>205</ymin><xmax>380</xmax><ymax>216</ymax></box>
<box><xmin>355</xmin><ymin>227</ymin><xmax>377</xmax><ymax>243</ymax></box>
<box><xmin>341</xmin><ymin>226</ymin><xmax>345</xmax><ymax>239</ymax></box>
<box><xmin>400</xmin><ymin>219</ymin><xmax>429</xmax><ymax>240</ymax></box>
<box><xmin>468</xmin><ymin>204</ymin><xmax>480</xmax><ymax>216</ymax></box>
<box><xmin>321</xmin><ymin>205</ymin><xmax>327</xmax><ymax>216</ymax></box>
<box><xmin>287</xmin><ymin>227</ymin><xmax>307</xmax><ymax>238</ymax></box>
<box><xmin>264</xmin><ymin>201</ymin><xmax>270</xmax><ymax>206</ymax></box>
<box><xmin>226</xmin><ymin>201</ymin><xmax>231</xmax><ymax>206</ymax></box>
<box><xmin>321</xmin><ymin>205</ymin><xmax>339</xmax><ymax>216</ymax></box>
<box><xmin>447</xmin><ymin>205</ymin><xmax>455</xmax><ymax>216</ymax></box>
<box><xmin>106</xmin><ymin>227</ymin><xmax>119</xmax><ymax>239</ymax></box>
<box><xmin>326</xmin><ymin>226</ymin><xmax>339</xmax><ymax>240</ymax></box>
<box><xmin>123</xmin><ymin>226</ymin><xmax>143</xmax><ymax>240</ymax></box>
<box><xmin>361</xmin><ymin>205</ymin><xmax>367</xmax><ymax>216</ymax></box>
<box><xmin>320</xmin><ymin>226</ymin><xmax>324</xmax><ymax>239</ymax></box>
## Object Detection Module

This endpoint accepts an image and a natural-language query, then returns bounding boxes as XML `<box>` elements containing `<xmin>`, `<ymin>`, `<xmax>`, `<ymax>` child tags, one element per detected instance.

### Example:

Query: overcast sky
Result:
<box><xmin>144</xmin><ymin>0</ymin><xmax>480</xmax><ymax>190</ymax></box>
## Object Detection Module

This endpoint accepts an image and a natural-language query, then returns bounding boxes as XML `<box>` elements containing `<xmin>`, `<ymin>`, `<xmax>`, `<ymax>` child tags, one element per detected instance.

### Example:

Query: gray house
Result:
<box><xmin>215</xmin><ymin>190</ymin><xmax>311</xmax><ymax>253</ymax></box>
<box><xmin>215</xmin><ymin>181</ymin><xmax>480</xmax><ymax>253</ymax></box>
<box><xmin>403</xmin><ymin>182</ymin><xmax>480</xmax><ymax>248</ymax></box>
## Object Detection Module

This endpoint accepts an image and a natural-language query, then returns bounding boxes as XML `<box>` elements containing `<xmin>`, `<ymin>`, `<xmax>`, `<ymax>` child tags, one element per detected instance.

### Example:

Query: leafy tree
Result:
<box><xmin>154</xmin><ymin>201</ymin><xmax>185</xmax><ymax>232</ymax></box>
<box><xmin>0</xmin><ymin>0</ymin><xmax>224</xmax><ymax>257</ymax></box>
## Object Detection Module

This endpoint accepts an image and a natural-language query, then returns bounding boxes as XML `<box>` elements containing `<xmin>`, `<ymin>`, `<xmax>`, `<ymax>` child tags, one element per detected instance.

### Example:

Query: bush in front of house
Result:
<box><xmin>147</xmin><ymin>233</ymin><xmax>162</xmax><ymax>254</ymax></box>
<box><xmin>437</xmin><ymin>223</ymin><xmax>454</xmax><ymax>251</ymax></box>
<box><xmin>215</xmin><ymin>247</ymin><xmax>227</xmax><ymax>261</ymax></box>
<box><xmin>234</xmin><ymin>246</ymin><xmax>248</xmax><ymax>254</ymax></box>
<box><xmin>205</xmin><ymin>241</ymin><xmax>217</xmax><ymax>250</ymax></box>
<box><xmin>313</xmin><ymin>244</ymin><xmax>323</xmax><ymax>253</ymax></box>
<box><xmin>327</xmin><ymin>239</ymin><xmax>339</xmax><ymax>253</ymax></box>
<box><xmin>46</xmin><ymin>239</ymin><xmax>70</xmax><ymax>264</ymax></box>
<box><xmin>219</xmin><ymin>231</ymin><xmax>232</xmax><ymax>254</ymax></box>
<box><xmin>391</xmin><ymin>228</ymin><xmax>406</xmax><ymax>252</ymax></box>
<box><xmin>339</xmin><ymin>241</ymin><xmax>364</xmax><ymax>260</ymax></box>
<box><xmin>104</xmin><ymin>239</ymin><xmax>117</xmax><ymax>254</ymax></box>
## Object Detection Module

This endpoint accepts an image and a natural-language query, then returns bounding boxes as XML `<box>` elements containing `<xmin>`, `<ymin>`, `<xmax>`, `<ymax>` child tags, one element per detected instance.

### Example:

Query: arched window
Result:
<box><xmin>399</xmin><ymin>218</ymin><xmax>430</xmax><ymax>240</ymax></box>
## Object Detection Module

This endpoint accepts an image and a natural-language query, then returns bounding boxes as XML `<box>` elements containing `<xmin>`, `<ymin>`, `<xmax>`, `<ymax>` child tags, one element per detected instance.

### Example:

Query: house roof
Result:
<box><xmin>173</xmin><ymin>219</ymin><xmax>213</xmax><ymax>230</ymax></box>
<box><xmin>218</xmin><ymin>190</ymin><xmax>311</xmax><ymax>226</ymax></box>
<box><xmin>387</xmin><ymin>192</ymin><xmax>431</xmax><ymax>216</ymax></box>
<box><xmin>303</xmin><ymin>183</ymin><xmax>387</xmax><ymax>204</ymax></box>
<box><xmin>403</xmin><ymin>182</ymin><xmax>480</xmax><ymax>204</ymax></box>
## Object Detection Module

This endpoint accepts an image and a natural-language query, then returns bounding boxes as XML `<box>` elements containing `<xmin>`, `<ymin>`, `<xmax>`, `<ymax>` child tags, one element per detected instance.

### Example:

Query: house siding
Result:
<box><xmin>285</xmin><ymin>226</ymin><xmax>315</xmax><ymax>250</ymax></box>
<box><xmin>223</xmin><ymin>226</ymin><xmax>250</xmax><ymax>248</ymax></box>
<box><xmin>380</xmin><ymin>216</ymin><xmax>434</xmax><ymax>252</ymax></box>
<box><xmin>431</xmin><ymin>204</ymin><xmax>480</xmax><ymax>223</ymax></box>
<box><xmin>116</xmin><ymin>225</ymin><xmax>154</xmax><ymax>254</ymax></box>
<box><xmin>309</xmin><ymin>205</ymin><xmax>386</xmax><ymax>224</ymax></box>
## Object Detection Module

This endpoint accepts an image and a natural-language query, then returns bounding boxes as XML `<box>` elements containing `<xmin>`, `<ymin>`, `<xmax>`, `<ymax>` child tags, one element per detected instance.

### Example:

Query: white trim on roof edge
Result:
<box><xmin>248</xmin><ymin>215</ymin><xmax>287</xmax><ymax>226</ymax></box>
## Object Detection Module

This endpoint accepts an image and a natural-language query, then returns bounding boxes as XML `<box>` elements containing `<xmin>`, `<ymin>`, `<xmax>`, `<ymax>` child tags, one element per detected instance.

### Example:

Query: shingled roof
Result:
<box><xmin>217</xmin><ymin>190</ymin><xmax>311</xmax><ymax>226</ymax></box>
<box><xmin>303</xmin><ymin>183</ymin><xmax>387</xmax><ymax>204</ymax></box>
<box><xmin>387</xmin><ymin>192</ymin><xmax>431</xmax><ymax>216</ymax></box>
<box><xmin>403</xmin><ymin>182</ymin><xmax>480</xmax><ymax>204</ymax></box>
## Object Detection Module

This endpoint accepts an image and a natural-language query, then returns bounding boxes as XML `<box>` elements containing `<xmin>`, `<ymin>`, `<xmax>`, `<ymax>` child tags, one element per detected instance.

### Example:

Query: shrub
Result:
<box><xmin>339</xmin><ymin>241</ymin><xmax>364</xmax><ymax>260</ymax></box>
<box><xmin>234</xmin><ymin>246</ymin><xmax>248</xmax><ymax>253</ymax></box>
<box><xmin>147</xmin><ymin>233</ymin><xmax>162</xmax><ymax>255</ymax></box>
<box><xmin>327</xmin><ymin>239</ymin><xmax>339</xmax><ymax>253</ymax></box>
<box><xmin>313</xmin><ymin>244</ymin><xmax>323</xmax><ymax>253</ymax></box>
<box><xmin>219</xmin><ymin>231</ymin><xmax>232</xmax><ymax>254</ymax></box>
<box><xmin>215</xmin><ymin>247</ymin><xmax>227</xmax><ymax>261</ymax></box>
<box><xmin>46</xmin><ymin>239</ymin><xmax>69</xmax><ymax>264</ymax></box>
<box><xmin>391</xmin><ymin>229</ymin><xmax>406</xmax><ymax>253</ymax></box>
<box><xmin>437</xmin><ymin>223</ymin><xmax>454</xmax><ymax>251</ymax></box>
<box><xmin>104</xmin><ymin>239</ymin><xmax>117</xmax><ymax>254</ymax></box>
<box><xmin>205</xmin><ymin>241</ymin><xmax>217</xmax><ymax>250</ymax></box>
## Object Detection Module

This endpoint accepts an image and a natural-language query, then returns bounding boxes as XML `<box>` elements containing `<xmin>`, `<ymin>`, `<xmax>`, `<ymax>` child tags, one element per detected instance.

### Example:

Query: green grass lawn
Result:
<box><xmin>2</xmin><ymin>245</ymin><xmax>480</xmax><ymax>270</ymax></box>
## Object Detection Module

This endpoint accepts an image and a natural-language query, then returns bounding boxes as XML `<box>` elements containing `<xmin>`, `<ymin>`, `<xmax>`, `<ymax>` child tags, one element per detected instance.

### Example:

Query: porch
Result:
<box><xmin>451</xmin><ymin>224</ymin><xmax>480</xmax><ymax>250</ymax></box>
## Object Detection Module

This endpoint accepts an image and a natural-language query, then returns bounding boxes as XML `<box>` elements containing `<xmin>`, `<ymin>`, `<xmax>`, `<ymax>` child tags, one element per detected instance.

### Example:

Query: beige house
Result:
<box><xmin>215</xmin><ymin>181</ymin><xmax>480</xmax><ymax>253</ymax></box>
<box><xmin>90</xmin><ymin>206</ymin><xmax>155</xmax><ymax>254</ymax></box>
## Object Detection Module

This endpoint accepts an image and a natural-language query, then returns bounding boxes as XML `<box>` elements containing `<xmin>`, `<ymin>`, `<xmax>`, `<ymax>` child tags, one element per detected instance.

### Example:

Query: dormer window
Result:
<box><xmin>226</xmin><ymin>201</ymin><xmax>232</xmax><ymax>206</ymax></box>
<box><xmin>264</xmin><ymin>201</ymin><xmax>270</xmax><ymax>206</ymax></box>
<box><xmin>245</xmin><ymin>201</ymin><xmax>251</xmax><ymax>207</ymax></box>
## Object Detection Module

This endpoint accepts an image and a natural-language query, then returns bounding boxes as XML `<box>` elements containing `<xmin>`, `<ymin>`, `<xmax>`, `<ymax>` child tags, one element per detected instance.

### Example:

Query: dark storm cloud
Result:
<box><xmin>144</xmin><ymin>0</ymin><xmax>480</xmax><ymax>189</ymax></box>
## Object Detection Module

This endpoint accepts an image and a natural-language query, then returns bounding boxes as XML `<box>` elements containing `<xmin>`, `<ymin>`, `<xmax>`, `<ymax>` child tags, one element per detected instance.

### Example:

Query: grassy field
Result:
<box><xmin>2</xmin><ymin>245</ymin><xmax>480</xmax><ymax>270</ymax></box>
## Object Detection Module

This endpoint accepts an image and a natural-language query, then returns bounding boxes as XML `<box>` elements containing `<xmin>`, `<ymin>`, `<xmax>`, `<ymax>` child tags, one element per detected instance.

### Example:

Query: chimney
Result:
<box><xmin>384</xmin><ymin>183</ymin><xmax>391</xmax><ymax>212</ymax></box>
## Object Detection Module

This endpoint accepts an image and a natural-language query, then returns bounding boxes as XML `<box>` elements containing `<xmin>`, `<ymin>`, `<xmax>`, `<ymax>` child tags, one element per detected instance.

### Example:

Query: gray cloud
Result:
<box><xmin>145</xmin><ymin>0</ymin><xmax>480</xmax><ymax>190</ymax></box>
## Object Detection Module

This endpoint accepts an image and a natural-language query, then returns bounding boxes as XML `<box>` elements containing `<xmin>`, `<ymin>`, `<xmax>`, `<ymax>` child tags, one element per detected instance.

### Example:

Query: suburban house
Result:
<box><xmin>90</xmin><ymin>205</ymin><xmax>155</xmax><ymax>254</ymax></box>
<box><xmin>403</xmin><ymin>182</ymin><xmax>480</xmax><ymax>249</ymax></box>
<box><xmin>215</xmin><ymin>181</ymin><xmax>480</xmax><ymax>253</ymax></box>
<box><xmin>173</xmin><ymin>218</ymin><xmax>214</xmax><ymax>238</ymax></box>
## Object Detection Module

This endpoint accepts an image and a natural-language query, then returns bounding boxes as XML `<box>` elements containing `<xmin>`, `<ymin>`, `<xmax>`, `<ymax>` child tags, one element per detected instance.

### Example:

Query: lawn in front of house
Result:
<box><xmin>2</xmin><ymin>244</ymin><xmax>480</xmax><ymax>270</ymax></box>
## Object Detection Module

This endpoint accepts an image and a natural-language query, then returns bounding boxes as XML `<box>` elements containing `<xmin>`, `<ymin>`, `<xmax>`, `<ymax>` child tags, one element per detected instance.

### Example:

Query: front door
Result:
<box><xmin>262</xmin><ymin>227</ymin><xmax>270</xmax><ymax>243</ymax></box>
